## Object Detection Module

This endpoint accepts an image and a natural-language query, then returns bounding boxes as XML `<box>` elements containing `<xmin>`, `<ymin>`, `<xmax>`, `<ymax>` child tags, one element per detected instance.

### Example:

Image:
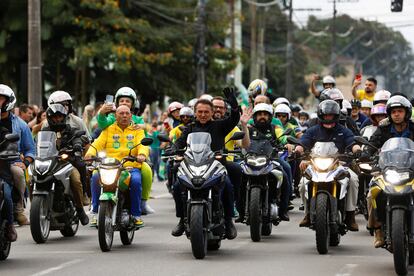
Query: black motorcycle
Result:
<box><xmin>0</xmin><ymin>133</ymin><xmax>20</xmax><ymax>260</ymax></box>
<box><xmin>29</xmin><ymin>130</ymin><xmax>85</xmax><ymax>243</ymax></box>
<box><xmin>239</xmin><ymin>139</ymin><xmax>285</xmax><ymax>242</ymax></box>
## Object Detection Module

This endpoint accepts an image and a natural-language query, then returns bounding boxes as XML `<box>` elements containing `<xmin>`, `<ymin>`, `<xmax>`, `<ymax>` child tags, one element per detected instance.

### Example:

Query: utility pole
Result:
<box><xmin>284</xmin><ymin>0</ymin><xmax>293</xmax><ymax>98</ymax></box>
<box><xmin>28</xmin><ymin>0</ymin><xmax>42</xmax><ymax>107</ymax></box>
<box><xmin>249</xmin><ymin>3</ymin><xmax>258</xmax><ymax>80</ymax></box>
<box><xmin>329</xmin><ymin>0</ymin><xmax>337</xmax><ymax>76</ymax></box>
<box><xmin>195</xmin><ymin>0</ymin><xmax>207</xmax><ymax>97</ymax></box>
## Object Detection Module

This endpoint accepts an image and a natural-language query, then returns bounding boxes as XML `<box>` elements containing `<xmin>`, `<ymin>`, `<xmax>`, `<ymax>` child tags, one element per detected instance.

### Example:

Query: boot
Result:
<box><xmin>15</xmin><ymin>212</ymin><xmax>30</xmax><ymax>226</ymax></box>
<box><xmin>225</xmin><ymin>219</ymin><xmax>237</xmax><ymax>240</ymax></box>
<box><xmin>5</xmin><ymin>224</ymin><xmax>17</xmax><ymax>242</ymax></box>
<box><xmin>374</xmin><ymin>229</ymin><xmax>385</xmax><ymax>248</ymax></box>
<box><xmin>171</xmin><ymin>218</ymin><xmax>185</xmax><ymax>237</ymax></box>
<box><xmin>279</xmin><ymin>211</ymin><xmax>290</xmax><ymax>221</ymax></box>
<box><xmin>299</xmin><ymin>214</ymin><xmax>310</xmax><ymax>227</ymax></box>
<box><xmin>345</xmin><ymin>211</ymin><xmax>359</xmax><ymax>232</ymax></box>
<box><xmin>141</xmin><ymin>200</ymin><xmax>155</xmax><ymax>216</ymax></box>
<box><xmin>77</xmin><ymin>208</ymin><xmax>89</xmax><ymax>226</ymax></box>
<box><xmin>82</xmin><ymin>193</ymin><xmax>90</xmax><ymax>206</ymax></box>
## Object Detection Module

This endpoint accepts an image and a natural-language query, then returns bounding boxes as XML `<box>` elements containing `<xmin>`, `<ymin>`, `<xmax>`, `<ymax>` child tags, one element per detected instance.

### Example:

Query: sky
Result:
<box><xmin>292</xmin><ymin>0</ymin><xmax>414</xmax><ymax>48</ymax></box>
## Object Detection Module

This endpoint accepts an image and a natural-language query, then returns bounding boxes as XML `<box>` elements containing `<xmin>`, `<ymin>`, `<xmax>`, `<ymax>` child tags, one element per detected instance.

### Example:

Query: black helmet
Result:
<box><xmin>290</xmin><ymin>103</ymin><xmax>302</xmax><ymax>113</ymax></box>
<box><xmin>350</xmin><ymin>99</ymin><xmax>361</xmax><ymax>108</ymax></box>
<box><xmin>46</xmin><ymin>104</ymin><xmax>68</xmax><ymax>132</ymax></box>
<box><xmin>386</xmin><ymin>95</ymin><xmax>412</xmax><ymax>122</ymax></box>
<box><xmin>317</xmin><ymin>100</ymin><xmax>340</xmax><ymax>125</ymax></box>
<box><xmin>299</xmin><ymin>111</ymin><xmax>309</xmax><ymax>119</ymax></box>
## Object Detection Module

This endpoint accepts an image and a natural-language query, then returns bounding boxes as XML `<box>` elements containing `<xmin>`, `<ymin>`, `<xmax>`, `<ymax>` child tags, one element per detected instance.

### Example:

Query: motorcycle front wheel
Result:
<box><xmin>30</xmin><ymin>195</ymin><xmax>51</xmax><ymax>244</ymax></box>
<box><xmin>249</xmin><ymin>187</ymin><xmax>262</xmax><ymax>242</ymax></box>
<box><xmin>190</xmin><ymin>205</ymin><xmax>207</xmax><ymax>259</ymax></box>
<box><xmin>315</xmin><ymin>193</ymin><xmax>330</xmax><ymax>254</ymax></box>
<box><xmin>0</xmin><ymin>237</ymin><xmax>10</xmax><ymax>261</ymax></box>
<box><xmin>98</xmin><ymin>201</ymin><xmax>114</xmax><ymax>252</ymax></box>
<box><xmin>120</xmin><ymin>229</ymin><xmax>135</xmax><ymax>245</ymax></box>
<box><xmin>392</xmin><ymin>209</ymin><xmax>409</xmax><ymax>276</ymax></box>
<box><xmin>60</xmin><ymin>204</ymin><xmax>79</xmax><ymax>237</ymax></box>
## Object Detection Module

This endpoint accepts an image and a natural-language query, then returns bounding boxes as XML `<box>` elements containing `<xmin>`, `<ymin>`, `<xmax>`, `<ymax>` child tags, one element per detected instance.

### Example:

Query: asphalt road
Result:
<box><xmin>0</xmin><ymin>181</ymin><xmax>411</xmax><ymax>276</ymax></box>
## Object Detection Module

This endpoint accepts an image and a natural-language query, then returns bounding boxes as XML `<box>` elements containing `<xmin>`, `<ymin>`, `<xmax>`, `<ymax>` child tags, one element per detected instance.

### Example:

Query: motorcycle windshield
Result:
<box><xmin>247</xmin><ymin>139</ymin><xmax>273</xmax><ymax>157</ymax></box>
<box><xmin>37</xmin><ymin>131</ymin><xmax>58</xmax><ymax>158</ymax></box>
<box><xmin>311</xmin><ymin>142</ymin><xmax>338</xmax><ymax>157</ymax></box>
<box><xmin>361</xmin><ymin>126</ymin><xmax>377</xmax><ymax>139</ymax></box>
<box><xmin>185</xmin><ymin>132</ymin><xmax>213</xmax><ymax>164</ymax></box>
<box><xmin>379</xmin><ymin>137</ymin><xmax>414</xmax><ymax>170</ymax></box>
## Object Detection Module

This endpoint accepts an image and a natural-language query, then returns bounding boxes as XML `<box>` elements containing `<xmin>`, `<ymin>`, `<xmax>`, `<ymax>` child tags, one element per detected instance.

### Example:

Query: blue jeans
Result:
<box><xmin>1</xmin><ymin>181</ymin><xmax>13</xmax><ymax>224</ymax></box>
<box><xmin>91</xmin><ymin>168</ymin><xmax>142</xmax><ymax>217</ymax></box>
<box><xmin>150</xmin><ymin>148</ymin><xmax>162</xmax><ymax>180</ymax></box>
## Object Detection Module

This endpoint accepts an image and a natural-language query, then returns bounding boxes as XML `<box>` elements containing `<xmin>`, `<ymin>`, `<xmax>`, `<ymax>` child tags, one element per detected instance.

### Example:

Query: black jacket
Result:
<box><xmin>308</xmin><ymin>115</ymin><xmax>360</xmax><ymax>136</ymax></box>
<box><xmin>174</xmin><ymin>107</ymin><xmax>240</xmax><ymax>152</ymax></box>
<box><xmin>42</xmin><ymin>124</ymin><xmax>82</xmax><ymax>153</ymax></box>
<box><xmin>365</xmin><ymin>121</ymin><xmax>414</xmax><ymax>155</ymax></box>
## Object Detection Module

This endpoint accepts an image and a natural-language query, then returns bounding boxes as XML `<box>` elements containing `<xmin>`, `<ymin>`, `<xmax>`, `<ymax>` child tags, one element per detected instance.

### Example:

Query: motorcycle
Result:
<box><xmin>29</xmin><ymin>130</ymin><xmax>85</xmax><ymax>244</ymax></box>
<box><xmin>289</xmin><ymin>137</ymin><xmax>352</xmax><ymax>254</ymax></box>
<box><xmin>0</xmin><ymin>133</ymin><xmax>20</xmax><ymax>260</ymax></box>
<box><xmin>87</xmin><ymin>137</ymin><xmax>153</xmax><ymax>252</ymax></box>
<box><xmin>159</xmin><ymin>131</ymin><xmax>244</xmax><ymax>259</ymax></box>
<box><xmin>357</xmin><ymin>125</ymin><xmax>378</xmax><ymax>222</ymax></box>
<box><xmin>239</xmin><ymin>138</ymin><xmax>284</xmax><ymax>242</ymax></box>
<box><xmin>357</xmin><ymin>136</ymin><xmax>414</xmax><ymax>275</ymax></box>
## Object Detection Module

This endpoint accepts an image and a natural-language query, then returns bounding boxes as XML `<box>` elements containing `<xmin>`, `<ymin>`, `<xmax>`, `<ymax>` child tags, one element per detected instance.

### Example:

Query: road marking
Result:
<box><xmin>152</xmin><ymin>193</ymin><xmax>172</xmax><ymax>199</ymax></box>
<box><xmin>30</xmin><ymin>259</ymin><xmax>82</xmax><ymax>276</ymax></box>
<box><xmin>23</xmin><ymin>251</ymin><xmax>95</xmax><ymax>255</ymax></box>
<box><xmin>335</xmin><ymin>263</ymin><xmax>358</xmax><ymax>276</ymax></box>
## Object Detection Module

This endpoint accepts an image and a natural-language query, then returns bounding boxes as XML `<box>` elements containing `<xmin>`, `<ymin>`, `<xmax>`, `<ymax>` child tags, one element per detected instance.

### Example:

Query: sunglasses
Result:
<box><xmin>276</xmin><ymin>114</ymin><xmax>287</xmax><ymax>118</ymax></box>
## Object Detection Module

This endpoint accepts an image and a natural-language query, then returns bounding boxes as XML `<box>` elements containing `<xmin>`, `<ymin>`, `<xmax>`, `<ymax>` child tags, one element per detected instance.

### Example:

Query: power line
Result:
<box><xmin>242</xmin><ymin>0</ymin><xmax>281</xmax><ymax>7</ymax></box>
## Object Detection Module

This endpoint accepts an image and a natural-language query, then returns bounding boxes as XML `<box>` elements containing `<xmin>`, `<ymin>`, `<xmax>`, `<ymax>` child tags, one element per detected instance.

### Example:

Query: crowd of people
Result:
<box><xmin>0</xmin><ymin>73</ymin><xmax>413</xmax><ymax>251</ymax></box>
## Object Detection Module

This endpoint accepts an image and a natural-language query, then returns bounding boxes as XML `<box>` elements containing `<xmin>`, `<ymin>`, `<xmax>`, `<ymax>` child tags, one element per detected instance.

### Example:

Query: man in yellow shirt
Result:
<box><xmin>85</xmin><ymin>105</ymin><xmax>149</xmax><ymax>228</ymax></box>
<box><xmin>352</xmin><ymin>77</ymin><xmax>377</xmax><ymax>102</ymax></box>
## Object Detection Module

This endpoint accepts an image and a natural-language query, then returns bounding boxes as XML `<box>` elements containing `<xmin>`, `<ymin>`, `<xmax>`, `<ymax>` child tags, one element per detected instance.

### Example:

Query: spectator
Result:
<box><xmin>352</xmin><ymin>77</ymin><xmax>377</xmax><ymax>102</ymax></box>
<box><xmin>31</xmin><ymin>109</ymin><xmax>47</xmax><ymax>138</ymax></box>
<box><xmin>82</xmin><ymin>104</ymin><xmax>95</xmax><ymax>134</ymax></box>
<box><xmin>19</xmin><ymin>104</ymin><xmax>35</xmax><ymax>124</ymax></box>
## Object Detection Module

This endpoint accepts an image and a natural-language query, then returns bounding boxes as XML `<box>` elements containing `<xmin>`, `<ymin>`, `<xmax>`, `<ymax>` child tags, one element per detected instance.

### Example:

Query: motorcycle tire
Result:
<box><xmin>329</xmin><ymin>229</ymin><xmax>341</xmax><ymax>247</ymax></box>
<box><xmin>60</xmin><ymin>217</ymin><xmax>79</xmax><ymax>237</ymax></box>
<box><xmin>261</xmin><ymin>222</ymin><xmax>272</xmax><ymax>236</ymax></box>
<box><xmin>120</xmin><ymin>230</ymin><xmax>135</xmax><ymax>245</ymax></box>
<box><xmin>30</xmin><ymin>195</ymin><xmax>51</xmax><ymax>244</ymax></box>
<box><xmin>409</xmin><ymin>246</ymin><xmax>414</xmax><ymax>266</ymax></box>
<box><xmin>315</xmin><ymin>193</ymin><xmax>330</xmax><ymax>255</ymax></box>
<box><xmin>0</xmin><ymin>238</ymin><xmax>10</xmax><ymax>261</ymax></box>
<box><xmin>392</xmin><ymin>209</ymin><xmax>409</xmax><ymax>275</ymax></box>
<box><xmin>249</xmin><ymin>187</ymin><xmax>262</xmax><ymax>242</ymax></box>
<box><xmin>207</xmin><ymin>240</ymin><xmax>221</xmax><ymax>251</ymax></box>
<box><xmin>98</xmin><ymin>201</ymin><xmax>114</xmax><ymax>252</ymax></box>
<box><xmin>190</xmin><ymin>205</ymin><xmax>207</xmax><ymax>259</ymax></box>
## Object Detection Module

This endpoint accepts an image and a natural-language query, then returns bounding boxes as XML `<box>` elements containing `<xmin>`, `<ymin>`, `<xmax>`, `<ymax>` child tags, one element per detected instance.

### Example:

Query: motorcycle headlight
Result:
<box><xmin>313</xmin><ymin>157</ymin><xmax>334</xmax><ymax>171</ymax></box>
<box><xmin>246</xmin><ymin>156</ymin><xmax>267</xmax><ymax>167</ymax></box>
<box><xmin>385</xmin><ymin>170</ymin><xmax>410</xmax><ymax>185</ymax></box>
<box><xmin>99</xmin><ymin>168</ymin><xmax>118</xmax><ymax>185</ymax></box>
<box><xmin>35</xmin><ymin>160</ymin><xmax>52</xmax><ymax>175</ymax></box>
<box><xmin>189</xmin><ymin>164</ymin><xmax>208</xmax><ymax>177</ymax></box>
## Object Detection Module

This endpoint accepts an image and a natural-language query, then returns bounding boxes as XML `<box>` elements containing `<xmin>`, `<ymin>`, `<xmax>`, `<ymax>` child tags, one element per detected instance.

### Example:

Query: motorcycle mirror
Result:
<box><xmin>4</xmin><ymin>133</ymin><xmax>19</xmax><ymax>143</ymax></box>
<box><xmin>287</xmin><ymin>136</ymin><xmax>302</xmax><ymax>146</ymax></box>
<box><xmin>354</xmin><ymin>136</ymin><xmax>378</xmax><ymax>150</ymax></box>
<box><xmin>74</xmin><ymin>130</ymin><xmax>86</xmax><ymax>137</ymax></box>
<box><xmin>140</xmin><ymin>137</ymin><xmax>153</xmax><ymax>146</ymax></box>
<box><xmin>157</xmin><ymin>134</ymin><xmax>171</xmax><ymax>143</ymax></box>
<box><xmin>230</xmin><ymin>131</ymin><xmax>245</xmax><ymax>141</ymax></box>
<box><xmin>282</xmin><ymin>128</ymin><xmax>292</xmax><ymax>137</ymax></box>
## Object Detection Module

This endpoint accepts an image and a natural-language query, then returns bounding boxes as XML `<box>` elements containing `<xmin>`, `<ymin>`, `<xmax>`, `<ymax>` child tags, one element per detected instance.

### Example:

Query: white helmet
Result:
<box><xmin>361</xmin><ymin>99</ymin><xmax>373</xmax><ymax>109</ymax></box>
<box><xmin>341</xmin><ymin>99</ymin><xmax>352</xmax><ymax>115</ymax></box>
<box><xmin>48</xmin><ymin>90</ymin><xmax>72</xmax><ymax>106</ymax></box>
<box><xmin>188</xmin><ymin>98</ymin><xmax>198</xmax><ymax>109</ymax></box>
<box><xmin>199</xmin><ymin>94</ymin><xmax>213</xmax><ymax>102</ymax></box>
<box><xmin>373</xmin><ymin>89</ymin><xmax>391</xmax><ymax>105</ymax></box>
<box><xmin>253</xmin><ymin>103</ymin><xmax>273</xmax><ymax>116</ymax></box>
<box><xmin>248</xmin><ymin>79</ymin><xmax>268</xmax><ymax>98</ymax></box>
<box><xmin>274</xmin><ymin>104</ymin><xmax>291</xmax><ymax>120</ymax></box>
<box><xmin>0</xmin><ymin>84</ymin><xmax>16</xmax><ymax>112</ymax></box>
<box><xmin>272</xmin><ymin>97</ymin><xmax>290</xmax><ymax>109</ymax></box>
<box><xmin>322</xmin><ymin>75</ymin><xmax>336</xmax><ymax>85</ymax></box>
<box><xmin>115</xmin><ymin>87</ymin><xmax>138</xmax><ymax>108</ymax></box>
<box><xmin>179</xmin><ymin>106</ymin><xmax>194</xmax><ymax>117</ymax></box>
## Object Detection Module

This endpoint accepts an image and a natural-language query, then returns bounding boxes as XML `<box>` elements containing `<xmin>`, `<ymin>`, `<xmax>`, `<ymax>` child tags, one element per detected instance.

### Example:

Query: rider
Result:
<box><xmin>169</xmin><ymin>107</ymin><xmax>194</xmax><ymax>143</ymax></box>
<box><xmin>0</xmin><ymin>128</ymin><xmax>19</xmax><ymax>241</ymax></box>
<box><xmin>46</xmin><ymin>90</ymin><xmax>91</xmax><ymax>206</ymax></box>
<box><xmin>295</xmin><ymin>100</ymin><xmax>361</xmax><ymax>231</ymax></box>
<box><xmin>85</xmin><ymin>105</ymin><xmax>149</xmax><ymax>228</ymax></box>
<box><xmin>360</xmin><ymin>104</ymin><xmax>387</xmax><ymax>130</ymax></box>
<box><xmin>350</xmin><ymin>99</ymin><xmax>369</xmax><ymax>129</ymax></box>
<box><xmin>167</xmin><ymin>101</ymin><xmax>184</xmax><ymax>130</ymax></box>
<box><xmin>247</xmin><ymin>79</ymin><xmax>268</xmax><ymax>103</ymax></box>
<box><xmin>0</xmin><ymin>84</ymin><xmax>35</xmax><ymax>226</ymax></box>
<box><xmin>168</xmin><ymin>88</ymin><xmax>240</xmax><ymax>239</ymax></box>
<box><xmin>361</xmin><ymin>95</ymin><xmax>414</xmax><ymax>248</ymax></box>
<box><xmin>360</xmin><ymin>100</ymin><xmax>373</xmax><ymax>117</ymax></box>
<box><xmin>97</xmin><ymin>87</ymin><xmax>154</xmax><ymax>215</ymax></box>
<box><xmin>42</xmin><ymin>104</ymin><xmax>89</xmax><ymax>225</ymax></box>
<box><xmin>242</xmin><ymin>103</ymin><xmax>292</xmax><ymax>221</ymax></box>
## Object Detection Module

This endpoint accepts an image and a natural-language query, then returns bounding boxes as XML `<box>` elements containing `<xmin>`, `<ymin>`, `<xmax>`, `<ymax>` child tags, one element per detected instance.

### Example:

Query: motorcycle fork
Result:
<box><xmin>410</xmin><ymin>195</ymin><xmax>414</xmax><ymax>243</ymax></box>
<box><xmin>385</xmin><ymin>197</ymin><xmax>391</xmax><ymax>244</ymax></box>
